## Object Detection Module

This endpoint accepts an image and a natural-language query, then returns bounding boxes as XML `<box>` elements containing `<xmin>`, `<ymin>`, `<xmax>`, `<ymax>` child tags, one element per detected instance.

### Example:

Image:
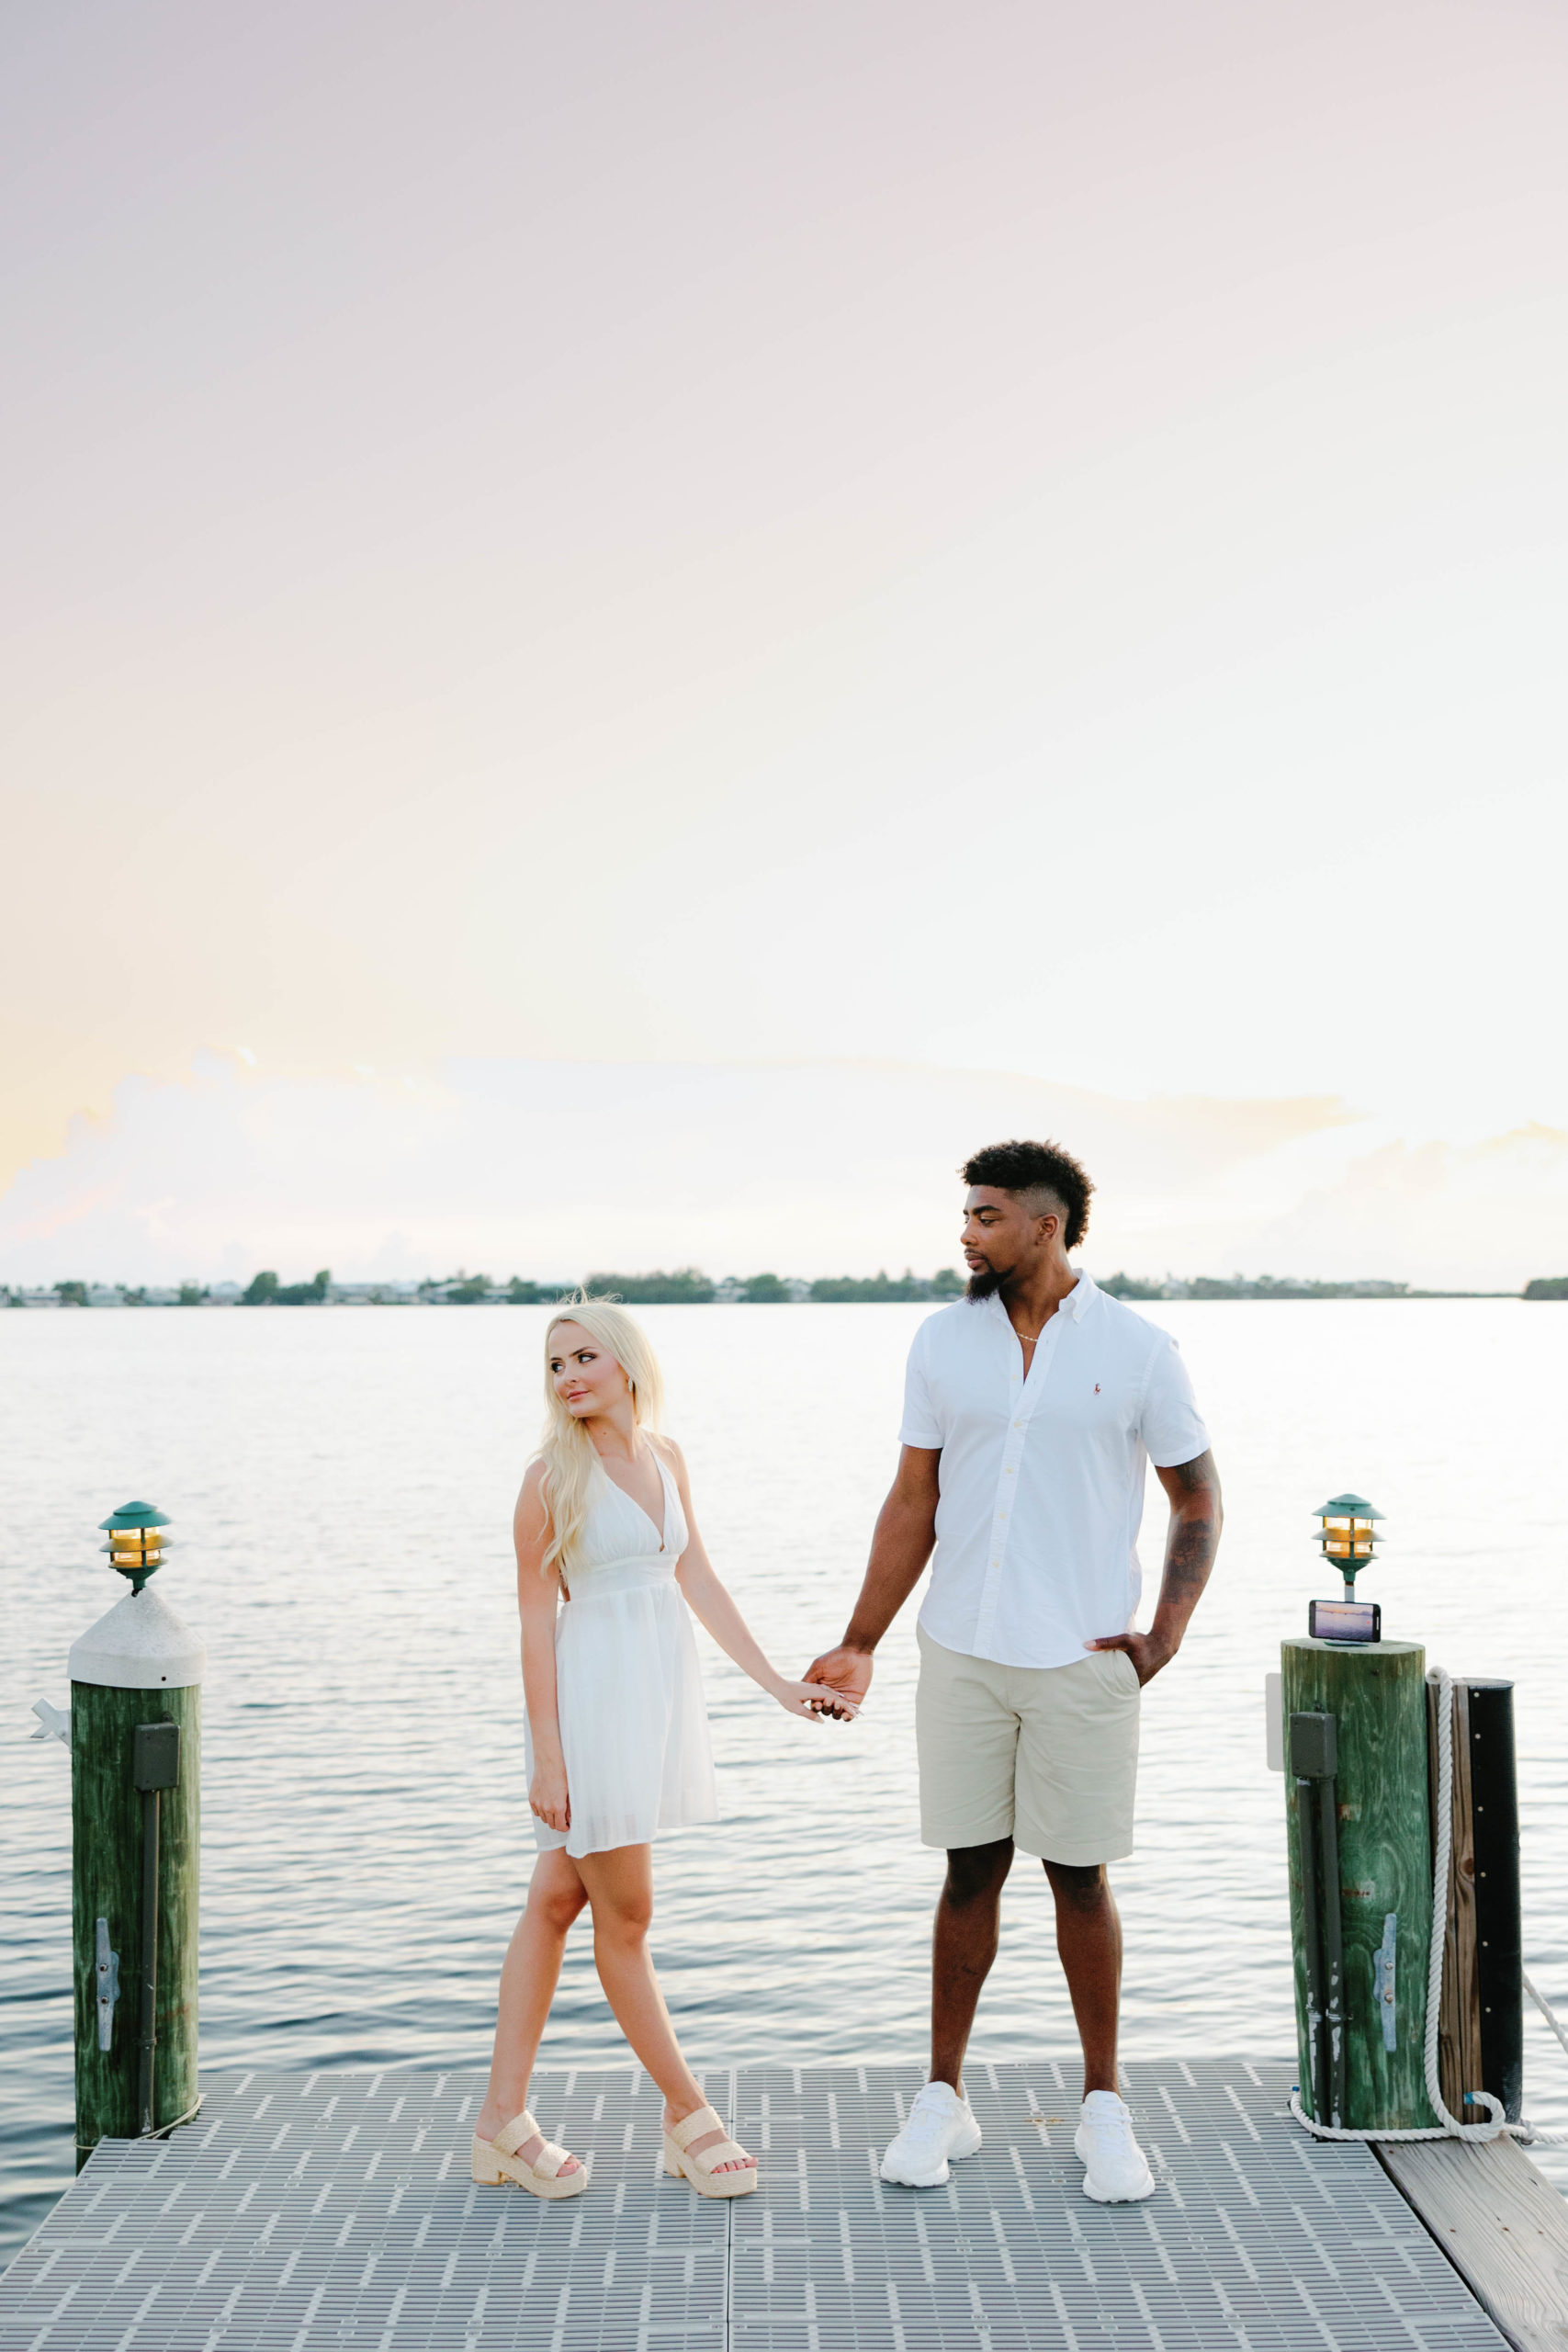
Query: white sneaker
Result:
<box><xmin>1074</xmin><ymin>2090</ymin><xmax>1156</xmax><ymax>2201</ymax></box>
<box><xmin>880</xmin><ymin>2081</ymin><xmax>983</xmax><ymax>2188</ymax></box>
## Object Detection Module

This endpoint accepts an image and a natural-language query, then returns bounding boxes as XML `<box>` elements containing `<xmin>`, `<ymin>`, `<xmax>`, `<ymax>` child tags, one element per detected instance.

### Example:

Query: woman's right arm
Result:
<box><xmin>515</xmin><ymin>1464</ymin><xmax>570</xmax><ymax>1836</ymax></box>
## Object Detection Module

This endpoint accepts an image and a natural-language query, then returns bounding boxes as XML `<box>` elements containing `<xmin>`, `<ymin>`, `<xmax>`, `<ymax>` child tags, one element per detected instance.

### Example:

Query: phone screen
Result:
<box><xmin>1309</xmin><ymin>1598</ymin><xmax>1381</xmax><ymax>1644</ymax></box>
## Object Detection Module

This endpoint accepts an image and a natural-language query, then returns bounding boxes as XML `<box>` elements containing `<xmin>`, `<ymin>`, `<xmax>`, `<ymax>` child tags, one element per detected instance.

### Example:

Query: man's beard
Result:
<box><xmin>965</xmin><ymin>1262</ymin><xmax>1005</xmax><ymax>1302</ymax></box>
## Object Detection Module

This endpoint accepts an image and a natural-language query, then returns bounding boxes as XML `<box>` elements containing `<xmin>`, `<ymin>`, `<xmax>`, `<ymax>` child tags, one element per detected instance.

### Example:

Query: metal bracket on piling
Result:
<box><xmin>94</xmin><ymin>1918</ymin><xmax>120</xmax><ymax>2052</ymax></box>
<box><xmin>1373</xmin><ymin>1914</ymin><xmax>1398</xmax><ymax>2052</ymax></box>
<box><xmin>31</xmin><ymin>1699</ymin><xmax>71</xmax><ymax>1747</ymax></box>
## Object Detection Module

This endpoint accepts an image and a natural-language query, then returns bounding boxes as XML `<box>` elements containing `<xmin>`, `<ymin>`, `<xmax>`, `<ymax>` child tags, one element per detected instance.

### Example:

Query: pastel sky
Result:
<box><xmin>4</xmin><ymin>1</ymin><xmax>1566</xmax><ymax>1285</ymax></box>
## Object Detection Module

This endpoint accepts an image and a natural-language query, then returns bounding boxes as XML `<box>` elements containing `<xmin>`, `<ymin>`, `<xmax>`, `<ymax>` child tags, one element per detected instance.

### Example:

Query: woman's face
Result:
<box><xmin>548</xmin><ymin>1322</ymin><xmax>631</xmax><ymax>1419</ymax></box>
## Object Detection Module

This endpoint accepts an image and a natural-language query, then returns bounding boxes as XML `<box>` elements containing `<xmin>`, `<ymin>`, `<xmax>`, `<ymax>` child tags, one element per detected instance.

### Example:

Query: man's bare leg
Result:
<box><xmin>1043</xmin><ymin>1859</ymin><xmax>1121</xmax><ymax>2097</ymax></box>
<box><xmin>930</xmin><ymin>1838</ymin><xmax>1014</xmax><ymax>2092</ymax></box>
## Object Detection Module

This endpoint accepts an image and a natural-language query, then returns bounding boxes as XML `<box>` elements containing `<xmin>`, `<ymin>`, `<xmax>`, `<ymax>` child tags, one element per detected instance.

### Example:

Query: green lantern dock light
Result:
<box><xmin>66</xmin><ymin>1500</ymin><xmax>204</xmax><ymax>2165</ymax></box>
<box><xmin>1313</xmin><ymin>1492</ymin><xmax>1383</xmax><ymax>1606</ymax></box>
<box><xmin>100</xmin><ymin>1502</ymin><xmax>172</xmax><ymax>1594</ymax></box>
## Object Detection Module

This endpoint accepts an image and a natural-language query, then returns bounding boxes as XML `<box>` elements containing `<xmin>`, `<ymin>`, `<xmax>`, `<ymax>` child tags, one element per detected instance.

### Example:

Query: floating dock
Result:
<box><xmin>1</xmin><ymin>2056</ymin><xmax>1558</xmax><ymax>2350</ymax></box>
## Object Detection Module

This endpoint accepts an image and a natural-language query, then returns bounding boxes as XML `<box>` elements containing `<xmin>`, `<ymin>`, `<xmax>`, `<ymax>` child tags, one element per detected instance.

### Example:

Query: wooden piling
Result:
<box><xmin>71</xmin><ymin>1684</ymin><xmax>200</xmax><ymax>2160</ymax></box>
<box><xmin>1427</xmin><ymin>1675</ymin><xmax>1483</xmax><ymax>2117</ymax></box>
<box><xmin>67</xmin><ymin>1573</ymin><xmax>205</xmax><ymax>2167</ymax></box>
<box><xmin>1282</xmin><ymin>1636</ymin><xmax>1437</xmax><ymax>2131</ymax></box>
<box><xmin>1427</xmin><ymin>1676</ymin><xmax>1525</xmax><ymax>2129</ymax></box>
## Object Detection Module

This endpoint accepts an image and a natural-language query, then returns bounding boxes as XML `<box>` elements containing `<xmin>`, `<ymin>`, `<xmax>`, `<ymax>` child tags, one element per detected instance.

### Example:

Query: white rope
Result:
<box><xmin>1524</xmin><ymin>1971</ymin><xmax>1568</xmax><ymax>2068</ymax></box>
<box><xmin>1290</xmin><ymin>1667</ymin><xmax>1568</xmax><ymax>2147</ymax></box>
<box><xmin>135</xmin><ymin>2092</ymin><xmax>204</xmax><ymax>2141</ymax></box>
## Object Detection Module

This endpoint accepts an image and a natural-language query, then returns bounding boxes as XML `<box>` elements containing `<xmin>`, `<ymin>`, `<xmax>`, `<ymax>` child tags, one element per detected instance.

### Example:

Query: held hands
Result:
<box><xmin>529</xmin><ymin>1758</ymin><xmax>570</xmax><ymax>1834</ymax></box>
<box><xmin>800</xmin><ymin>1645</ymin><xmax>874</xmax><ymax>1720</ymax></box>
<box><xmin>772</xmin><ymin>1676</ymin><xmax>859</xmax><ymax>1722</ymax></box>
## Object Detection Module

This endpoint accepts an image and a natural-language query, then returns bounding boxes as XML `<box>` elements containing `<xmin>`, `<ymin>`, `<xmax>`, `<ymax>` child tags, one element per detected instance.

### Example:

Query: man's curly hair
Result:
<box><xmin>961</xmin><ymin>1138</ymin><xmax>1095</xmax><ymax>1253</ymax></box>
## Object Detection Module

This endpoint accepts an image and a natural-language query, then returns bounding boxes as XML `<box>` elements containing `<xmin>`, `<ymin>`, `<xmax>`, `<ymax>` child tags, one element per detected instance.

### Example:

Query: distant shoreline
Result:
<box><xmin>5</xmin><ymin>1268</ymin><xmax>1548</xmax><ymax>1308</ymax></box>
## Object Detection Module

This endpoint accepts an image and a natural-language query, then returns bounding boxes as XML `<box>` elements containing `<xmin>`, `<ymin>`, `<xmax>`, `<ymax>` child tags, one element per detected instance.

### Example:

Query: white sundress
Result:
<box><xmin>526</xmin><ymin>1453</ymin><xmax>718</xmax><ymax>1859</ymax></box>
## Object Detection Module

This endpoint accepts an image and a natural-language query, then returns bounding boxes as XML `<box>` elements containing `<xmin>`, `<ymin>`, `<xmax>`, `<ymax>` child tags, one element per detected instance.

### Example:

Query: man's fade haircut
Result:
<box><xmin>961</xmin><ymin>1138</ymin><xmax>1095</xmax><ymax>1253</ymax></box>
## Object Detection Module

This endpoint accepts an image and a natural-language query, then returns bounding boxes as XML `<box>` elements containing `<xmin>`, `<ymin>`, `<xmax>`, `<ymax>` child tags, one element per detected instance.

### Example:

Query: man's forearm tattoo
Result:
<box><xmin>1160</xmin><ymin>1451</ymin><xmax>1222</xmax><ymax>1606</ymax></box>
<box><xmin>1163</xmin><ymin>1512</ymin><xmax>1219</xmax><ymax>1600</ymax></box>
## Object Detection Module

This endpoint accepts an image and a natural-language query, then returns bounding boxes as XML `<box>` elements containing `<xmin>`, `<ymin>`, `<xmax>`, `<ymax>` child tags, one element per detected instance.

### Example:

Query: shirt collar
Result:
<box><xmin>987</xmin><ymin>1267</ymin><xmax>1095</xmax><ymax>1328</ymax></box>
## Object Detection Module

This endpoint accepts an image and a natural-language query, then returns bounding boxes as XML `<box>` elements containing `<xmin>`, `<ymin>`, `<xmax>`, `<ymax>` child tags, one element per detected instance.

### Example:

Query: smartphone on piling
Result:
<box><xmin>1308</xmin><ymin>1598</ymin><xmax>1381</xmax><ymax>1644</ymax></box>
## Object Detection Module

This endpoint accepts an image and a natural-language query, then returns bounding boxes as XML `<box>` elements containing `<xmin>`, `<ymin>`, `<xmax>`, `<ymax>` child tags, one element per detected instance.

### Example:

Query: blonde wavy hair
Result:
<box><xmin>537</xmin><ymin>1296</ymin><xmax>668</xmax><ymax>1584</ymax></box>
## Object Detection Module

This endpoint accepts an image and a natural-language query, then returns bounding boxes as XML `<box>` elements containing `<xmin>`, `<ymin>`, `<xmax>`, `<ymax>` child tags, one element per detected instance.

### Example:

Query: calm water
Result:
<box><xmin>4</xmin><ymin>1300</ymin><xmax>1568</xmax><ymax>2263</ymax></box>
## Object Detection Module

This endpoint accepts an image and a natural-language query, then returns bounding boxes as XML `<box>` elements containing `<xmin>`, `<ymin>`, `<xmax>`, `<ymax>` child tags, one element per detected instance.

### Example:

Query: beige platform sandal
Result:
<box><xmin>470</xmin><ymin>2110</ymin><xmax>588</xmax><ymax>2200</ymax></box>
<box><xmin>662</xmin><ymin>2105</ymin><xmax>759</xmax><ymax>2199</ymax></box>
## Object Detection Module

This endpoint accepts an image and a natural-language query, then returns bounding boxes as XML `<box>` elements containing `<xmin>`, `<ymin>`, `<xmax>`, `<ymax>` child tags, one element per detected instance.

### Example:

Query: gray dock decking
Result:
<box><xmin>0</xmin><ymin>2058</ymin><xmax>1517</xmax><ymax>2349</ymax></box>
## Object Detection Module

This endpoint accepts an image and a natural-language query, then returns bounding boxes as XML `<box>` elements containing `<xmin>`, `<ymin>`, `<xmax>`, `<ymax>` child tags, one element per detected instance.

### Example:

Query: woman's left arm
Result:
<box><xmin>662</xmin><ymin>1441</ymin><xmax>846</xmax><ymax>1721</ymax></box>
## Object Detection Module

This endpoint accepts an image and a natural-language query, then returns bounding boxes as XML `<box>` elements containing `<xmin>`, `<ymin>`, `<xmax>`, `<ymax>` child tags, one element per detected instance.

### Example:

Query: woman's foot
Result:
<box><xmin>474</xmin><ymin>2102</ymin><xmax>581</xmax><ymax>2177</ymax></box>
<box><xmin>663</xmin><ymin>2100</ymin><xmax>755</xmax><ymax>2177</ymax></box>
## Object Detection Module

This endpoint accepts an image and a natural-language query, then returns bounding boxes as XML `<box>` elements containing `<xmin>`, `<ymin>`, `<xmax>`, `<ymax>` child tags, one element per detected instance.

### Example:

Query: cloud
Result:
<box><xmin>5</xmin><ymin>1</ymin><xmax>1568</xmax><ymax>1190</ymax></box>
<box><xmin>2</xmin><ymin>1051</ymin><xmax>1553</xmax><ymax>1291</ymax></box>
<box><xmin>1243</xmin><ymin>1124</ymin><xmax>1568</xmax><ymax>1289</ymax></box>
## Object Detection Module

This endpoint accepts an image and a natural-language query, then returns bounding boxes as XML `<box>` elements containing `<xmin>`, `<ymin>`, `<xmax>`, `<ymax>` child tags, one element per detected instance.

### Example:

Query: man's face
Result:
<box><xmin>961</xmin><ymin>1186</ymin><xmax>1056</xmax><ymax>1298</ymax></box>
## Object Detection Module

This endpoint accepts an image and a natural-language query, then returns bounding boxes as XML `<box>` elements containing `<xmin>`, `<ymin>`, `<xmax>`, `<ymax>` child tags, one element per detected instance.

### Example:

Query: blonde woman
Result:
<box><xmin>471</xmin><ymin>1298</ymin><xmax>840</xmax><ymax>2202</ymax></box>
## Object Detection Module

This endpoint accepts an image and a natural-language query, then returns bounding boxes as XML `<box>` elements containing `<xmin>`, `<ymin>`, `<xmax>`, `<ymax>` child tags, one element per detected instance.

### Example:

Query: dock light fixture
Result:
<box><xmin>99</xmin><ymin>1504</ymin><xmax>172</xmax><ymax>1594</ymax></box>
<box><xmin>1312</xmin><ymin>1493</ymin><xmax>1382</xmax><ymax>1604</ymax></box>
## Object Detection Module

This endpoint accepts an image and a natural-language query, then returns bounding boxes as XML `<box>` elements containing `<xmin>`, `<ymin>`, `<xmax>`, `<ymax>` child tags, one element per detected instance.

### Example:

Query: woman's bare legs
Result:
<box><xmin>475</xmin><ymin>1849</ymin><xmax>589</xmax><ymax>2170</ymax></box>
<box><xmin>574</xmin><ymin>1844</ymin><xmax>754</xmax><ymax>2175</ymax></box>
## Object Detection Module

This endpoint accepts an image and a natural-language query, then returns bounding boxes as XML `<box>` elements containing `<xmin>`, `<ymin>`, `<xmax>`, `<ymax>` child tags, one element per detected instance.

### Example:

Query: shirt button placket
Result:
<box><xmin>986</xmin><ymin>1343</ymin><xmax>1041</xmax><ymax>1640</ymax></box>
<box><xmin>983</xmin><ymin>1433</ymin><xmax>1022</xmax><ymax>1633</ymax></box>
<box><xmin>978</xmin><ymin>1350</ymin><xmax>1023</xmax><ymax>1645</ymax></box>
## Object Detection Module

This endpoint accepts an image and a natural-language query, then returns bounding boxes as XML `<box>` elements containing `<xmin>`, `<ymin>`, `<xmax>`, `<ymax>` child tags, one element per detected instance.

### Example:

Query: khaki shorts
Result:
<box><xmin>915</xmin><ymin>1623</ymin><xmax>1141</xmax><ymax>1865</ymax></box>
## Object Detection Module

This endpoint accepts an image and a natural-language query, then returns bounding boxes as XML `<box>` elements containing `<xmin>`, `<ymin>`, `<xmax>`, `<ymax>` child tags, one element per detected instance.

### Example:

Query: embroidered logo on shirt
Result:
<box><xmin>1094</xmin><ymin>1383</ymin><xmax>1101</xmax><ymax>1393</ymax></box>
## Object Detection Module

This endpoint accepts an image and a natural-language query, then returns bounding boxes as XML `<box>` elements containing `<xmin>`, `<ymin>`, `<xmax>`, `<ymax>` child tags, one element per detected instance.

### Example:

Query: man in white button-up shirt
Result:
<box><xmin>807</xmin><ymin>1139</ymin><xmax>1223</xmax><ymax>2203</ymax></box>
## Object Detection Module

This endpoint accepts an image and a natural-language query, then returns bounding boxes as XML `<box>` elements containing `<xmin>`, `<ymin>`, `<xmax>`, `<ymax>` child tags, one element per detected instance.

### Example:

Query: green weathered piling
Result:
<box><xmin>67</xmin><ymin>1511</ymin><xmax>205</xmax><ymax>2168</ymax></box>
<box><xmin>1289</xmin><ymin>1710</ymin><xmax>1347</xmax><ymax>2125</ymax></box>
<box><xmin>1282</xmin><ymin>1636</ymin><xmax>1436</xmax><ymax>2132</ymax></box>
<box><xmin>71</xmin><ymin>1685</ymin><xmax>200</xmax><ymax>2158</ymax></box>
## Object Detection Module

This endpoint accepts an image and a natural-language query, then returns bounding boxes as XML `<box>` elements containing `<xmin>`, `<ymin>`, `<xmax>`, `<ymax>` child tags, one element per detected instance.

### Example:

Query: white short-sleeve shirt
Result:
<box><xmin>899</xmin><ymin>1272</ymin><xmax>1210</xmax><ymax>1670</ymax></box>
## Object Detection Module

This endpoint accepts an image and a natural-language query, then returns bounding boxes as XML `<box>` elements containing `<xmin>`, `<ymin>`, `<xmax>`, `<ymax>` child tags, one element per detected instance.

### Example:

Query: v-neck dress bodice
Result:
<box><xmin>525</xmin><ymin>1453</ymin><xmax>717</xmax><ymax>1857</ymax></box>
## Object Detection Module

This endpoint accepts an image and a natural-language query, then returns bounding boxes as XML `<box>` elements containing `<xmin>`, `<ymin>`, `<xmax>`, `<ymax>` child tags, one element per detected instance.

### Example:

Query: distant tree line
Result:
<box><xmin>430</xmin><ymin>1266</ymin><xmax>968</xmax><ymax>1305</ymax></box>
<box><xmin>809</xmin><ymin>1270</ymin><xmax>964</xmax><ymax>1302</ymax></box>
<box><xmin>8</xmin><ymin>1268</ymin><xmax>1550</xmax><ymax>1306</ymax></box>
<box><xmin>224</xmin><ymin>1265</ymin><xmax>969</xmax><ymax>1305</ymax></box>
<box><xmin>242</xmin><ymin>1269</ymin><xmax>331</xmax><ymax>1306</ymax></box>
<box><xmin>582</xmin><ymin>1268</ymin><xmax>716</xmax><ymax>1304</ymax></box>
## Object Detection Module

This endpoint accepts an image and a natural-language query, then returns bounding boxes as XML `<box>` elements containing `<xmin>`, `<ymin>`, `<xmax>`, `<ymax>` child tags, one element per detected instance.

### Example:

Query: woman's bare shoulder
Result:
<box><xmin>648</xmin><ymin>1431</ymin><xmax>687</xmax><ymax>1473</ymax></box>
<box><xmin>514</xmin><ymin>1459</ymin><xmax>553</xmax><ymax>1565</ymax></box>
<box><xmin>515</xmin><ymin>1457</ymin><xmax>548</xmax><ymax>1515</ymax></box>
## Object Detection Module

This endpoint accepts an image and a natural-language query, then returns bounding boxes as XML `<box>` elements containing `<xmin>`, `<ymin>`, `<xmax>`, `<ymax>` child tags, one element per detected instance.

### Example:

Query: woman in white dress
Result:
<box><xmin>471</xmin><ymin>1298</ymin><xmax>840</xmax><ymax>2201</ymax></box>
